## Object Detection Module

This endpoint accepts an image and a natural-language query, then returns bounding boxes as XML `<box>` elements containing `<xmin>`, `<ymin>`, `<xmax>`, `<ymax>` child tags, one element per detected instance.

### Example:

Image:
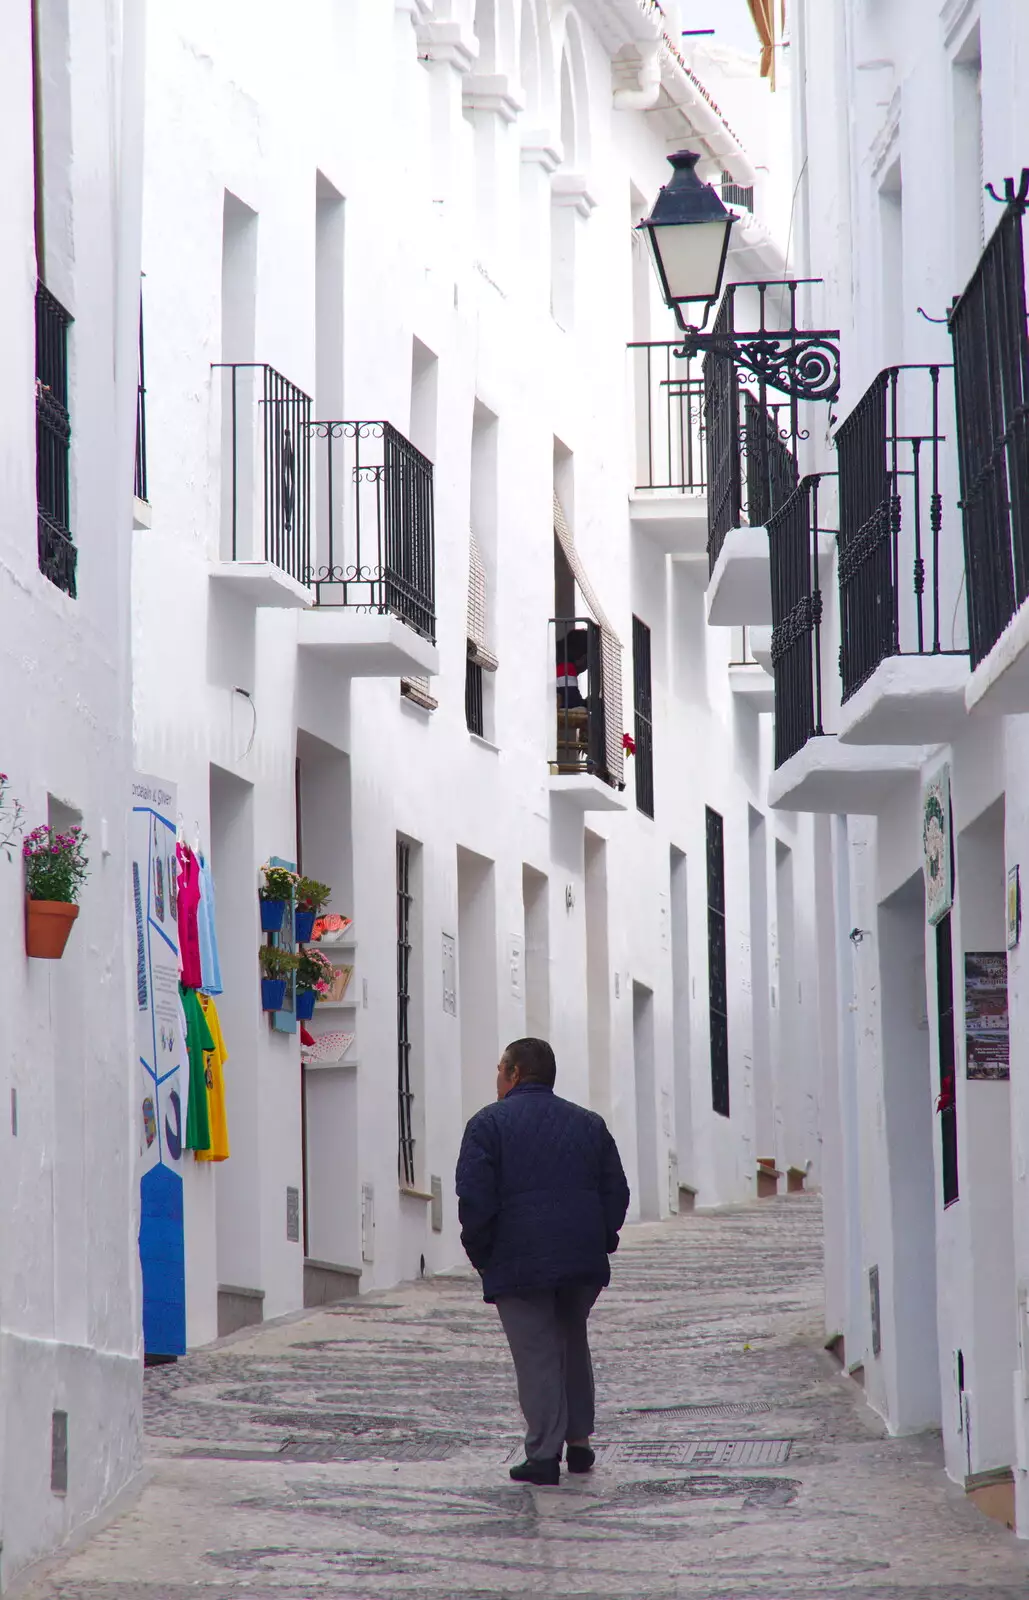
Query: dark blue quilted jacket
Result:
<box><xmin>455</xmin><ymin>1083</ymin><xmax>631</xmax><ymax>1302</ymax></box>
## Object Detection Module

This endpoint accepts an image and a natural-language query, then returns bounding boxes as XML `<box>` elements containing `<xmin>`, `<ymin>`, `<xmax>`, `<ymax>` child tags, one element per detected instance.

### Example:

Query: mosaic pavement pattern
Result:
<box><xmin>16</xmin><ymin>1196</ymin><xmax>1029</xmax><ymax>1598</ymax></box>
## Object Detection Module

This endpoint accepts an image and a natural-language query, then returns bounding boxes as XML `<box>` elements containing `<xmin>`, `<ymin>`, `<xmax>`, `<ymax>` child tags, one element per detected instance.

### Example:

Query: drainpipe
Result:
<box><xmin>613</xmin><ymin>40</ymin><xmax>662</xmax><ymax>111</ymax></box>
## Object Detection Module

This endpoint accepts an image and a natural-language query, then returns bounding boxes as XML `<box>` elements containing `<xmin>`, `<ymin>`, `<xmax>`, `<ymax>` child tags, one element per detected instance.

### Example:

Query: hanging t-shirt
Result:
<box><xmin>194</xmin><ymin>993</ymin><xmax>229</xmax><ymax>1162</ymax></box>
<box><xmin>180</xmin><ymin>983</ymin><xmax>214</xmax><ymax>1152</ymax></box>
<box><xmin>197</xmin><ymin>854</ymin><xmax>223</xmax><ymax>996</ymax></box>
<box><xmin>176</xmin><ymin>843</ymin><xmax>203</xmax><ymax>990</ymax></box>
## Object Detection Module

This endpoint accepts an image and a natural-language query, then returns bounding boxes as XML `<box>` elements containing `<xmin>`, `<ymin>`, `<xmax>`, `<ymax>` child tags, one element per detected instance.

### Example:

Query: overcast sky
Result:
<box><xmin>683</xmin><ymin>0</ymin><xmax>761</xmax><ymax>56</ymax></box>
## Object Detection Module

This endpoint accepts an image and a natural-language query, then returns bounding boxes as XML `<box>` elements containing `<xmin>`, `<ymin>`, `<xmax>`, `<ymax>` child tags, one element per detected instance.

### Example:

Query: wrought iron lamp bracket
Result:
<box><xmin>672</xmin><ymin>327</ymin><xmax>841</xmax><ymax>403</ymax></box>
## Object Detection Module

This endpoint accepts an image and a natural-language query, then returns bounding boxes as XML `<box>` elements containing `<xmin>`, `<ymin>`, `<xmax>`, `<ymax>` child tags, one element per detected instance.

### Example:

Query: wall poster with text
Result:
<box><xmin>964</xmin><ymin>951</ymin><xmax>1010</xmax><ymax>1081</ymax></box>
<box><xmin>132</xmin><ymin>773</ymin><xmax>188</xmax><ymax>1355</ymax></box>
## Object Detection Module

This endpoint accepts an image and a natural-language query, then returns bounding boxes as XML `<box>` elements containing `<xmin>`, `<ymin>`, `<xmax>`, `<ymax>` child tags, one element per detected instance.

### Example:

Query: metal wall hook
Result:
<box><xmin>985</xmin><ymin>168</ymin><xmax>1029</xmax><ymax>207</ymax></box>
<box><xmin>917</xmin><ymin>306</ymin><xmax>948</xmax><ymax>324</ymax></box>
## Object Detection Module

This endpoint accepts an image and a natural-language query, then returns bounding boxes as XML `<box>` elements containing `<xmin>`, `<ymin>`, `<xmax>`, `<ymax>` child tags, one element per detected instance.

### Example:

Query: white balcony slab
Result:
<box><xmin>707</xmin><ymin>529</ymin><xmax>835</xmax><ymax>627</ymax></box>
<box><xmin>209</xmin><ymin>560</ymin><xmax>312</xmax><ymax>609</ymax></box>
<box><xmin>768</xmin><ymin>736</ymin><xmax>924</xmax><ymax>814</ymax></box>
<box><xmin>748</xmin><ymin>625</ymin><xmax>773</xmax><ymax>674</ymax></box>
<box><xmin>966</xmin><ymin>600</ymin><xmax>1029</xmax><ymax>714</ymax></box>
<box><xmin>298</xmin><ymin>610</ymin><xmax>439</xmax><ymax>677</ymax></box>
<box><xmin>837</xmin><ymin>654</ymin><xmax>970</xmax><ymax>745</ymax></box>
<box><xmin>729</xmin><ymin>663</ymin><xmax>774</xmax><ymax>711</ymax></box>
<box><xmin>548</xmin><ymin>773</ymin><xmax>628</xmax><ymax>812</ymax></box>
<box><xmin>629</xmin><ymin>492</ymin><xmax>708</xmax><ymax>559</ymax></box>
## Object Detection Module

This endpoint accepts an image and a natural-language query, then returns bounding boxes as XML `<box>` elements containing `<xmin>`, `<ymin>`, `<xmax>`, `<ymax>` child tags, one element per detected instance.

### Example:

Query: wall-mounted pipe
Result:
<box><xmin>613</xmin><ymin>40</ymin><xmax>662</xmax><ymax>111</ymax></box>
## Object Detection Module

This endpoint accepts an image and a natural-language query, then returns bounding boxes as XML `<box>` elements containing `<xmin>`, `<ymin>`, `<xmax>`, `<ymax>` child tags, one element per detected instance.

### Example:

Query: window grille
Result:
<box><xmin>36</xmin><ymin>282</ymin><xmax>75</xmax><ymax>596</ymax></box>
<box><xmin>632</xmin><ymin>615</ymin><xmax>654</xmax><ymax>818</ymax></box>
<box><xmin>936</xmin><ymin>911</ymin><xmax>959</xmax><ymax>1207</ymax></box>
<box><xmin>706</xmin><ymin>806</ymin><xmax>729</xmax><ymax>1117</ymax></box>
<box><xmin>465</xmin><ymin>654</ymin><xmax>485</xmax><ymax>736</ymax></box>
<box><xmin>397</xmin><ymin>839</ymin><xmax>416</xmax><ymax>1187</ymax></box>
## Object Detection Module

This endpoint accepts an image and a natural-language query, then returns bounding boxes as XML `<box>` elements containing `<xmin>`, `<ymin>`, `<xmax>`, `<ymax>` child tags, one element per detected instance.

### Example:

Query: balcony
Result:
<box><xmin>549</xmin><ymin>618</ymin><xmax>627</xmax><ymax>811</ymax></box>
<box><xmin>949</xmin><ymin>194</ymin><xmax>1029</xmax><ymax>714</ymax></box>
<box><xmin>767</xmin><ymin>473</ymin><xmax>925</xmax><ymax>814</ymax></box>
<box><xmin>298</xmin><ymin>421</ymin><xmax>437</xmax><ymax>677</ymax></box>
<box><xmin>729</xmin><ymin>626</ymin><xmax>774</xmax><ymax>711</ymax></box>
<box><xmin>835</xmin><ymin>364</ymin><xmax>968</xmax><ymax>745</ymax></box>
<box><xmin>628</xmin><ymin>341</ymin><xmax>708</xmax><ymax>558</ymax></box>
<box><xmin>210</xmin><ymin>362</ymin><xmax>313</xmax><ymax>608</ymax></box>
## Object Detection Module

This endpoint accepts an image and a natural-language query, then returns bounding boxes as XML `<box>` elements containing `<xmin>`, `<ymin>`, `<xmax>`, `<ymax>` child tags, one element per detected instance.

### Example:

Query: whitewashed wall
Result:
<box><xmin>0</xmin><ymin>0</ymin><xmax>145</xmax><ymax>1584</ymax></box>
<box><xmin>791</xmin><ymin>0</ymin><xmax>1029</xmax><ymax>1527</ymax></box>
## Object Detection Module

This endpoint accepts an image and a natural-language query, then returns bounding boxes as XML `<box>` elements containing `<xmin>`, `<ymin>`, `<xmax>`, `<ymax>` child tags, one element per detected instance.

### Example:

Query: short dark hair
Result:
<box><xmin>503</xmin><ymin>1037</ymin><xmax>556</xmax><ymax>1087</ymax></box>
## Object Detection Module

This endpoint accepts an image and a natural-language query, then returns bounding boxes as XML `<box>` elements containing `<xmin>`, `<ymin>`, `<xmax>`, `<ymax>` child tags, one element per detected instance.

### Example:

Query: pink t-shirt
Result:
<box><xmin>176</xmin><ymin>842</ymin><xmax>203</xmax><ymax>990</ymax></box>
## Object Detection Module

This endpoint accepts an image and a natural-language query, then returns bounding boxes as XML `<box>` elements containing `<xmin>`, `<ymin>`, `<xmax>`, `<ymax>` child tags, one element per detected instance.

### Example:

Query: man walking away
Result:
<box><xmin>455</xmin><ymin>1037</ymin><xmax>630</xmax><ymax>1486</ymax></box>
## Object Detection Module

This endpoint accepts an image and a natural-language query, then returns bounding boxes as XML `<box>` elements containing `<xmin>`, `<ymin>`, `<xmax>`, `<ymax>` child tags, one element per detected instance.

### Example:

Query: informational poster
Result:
<box><xmin>964</xmin><ymin>951</ymin><xmax>1010</xmax><ymax>1081</ymax></box>
<box><xmin>132</xmin><ymin>773</ymin><xmax>188</xmax><ymax>1356</ymax></box>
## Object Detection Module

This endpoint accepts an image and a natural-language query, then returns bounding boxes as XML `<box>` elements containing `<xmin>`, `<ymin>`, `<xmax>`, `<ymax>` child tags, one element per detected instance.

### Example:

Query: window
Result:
<box><xmin>134</xmin><ymin>287</ymin><xmax>148</xmax><ymax>503</ymax></box>
<box><xmin>706</xmin><ymin>806</ymin><xmax>729</xmax><ymax>1117</ymax></box>
<box><xmin>35</xmin><ymin>283</ymin><xmax>75</xmax><ymax>596</ymax></box>
<box><xmin>465</xmin><ymin>655</ymin><xmax>484</xmax><ymax>736</ymax></box>
<box><xmin>397</xmin><ymin>839</ymin><xmax>416</xmax><ymax>1186</ymax></box>
<box><xmin>632</xmin><ymin>615</ymin><xmax>654</xmax><ymax>817</ymax></box>
<box><xmin>936</xmin><ymin>912</ymin><xmax>959</xmax><ymax>1206</ymax></box>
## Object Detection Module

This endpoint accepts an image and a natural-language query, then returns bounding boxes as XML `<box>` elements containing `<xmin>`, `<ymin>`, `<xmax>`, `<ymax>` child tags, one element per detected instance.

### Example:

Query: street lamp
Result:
<box><xmin>638</xmin><ymin>150</ymin><xmax>841</xmax><ymax>403</ymax></box>
<box><xmin>638</xmin><ymin>150</ymin><xmax>735</xmax><ymax>325</ymax></box>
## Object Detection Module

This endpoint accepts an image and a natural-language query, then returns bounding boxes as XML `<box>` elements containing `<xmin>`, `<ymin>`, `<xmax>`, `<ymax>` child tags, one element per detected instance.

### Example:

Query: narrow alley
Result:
<box><xmin>17</xmin><ymin>1198</ymin><xmax>1029</xmax><ymax>1600</ymax></box>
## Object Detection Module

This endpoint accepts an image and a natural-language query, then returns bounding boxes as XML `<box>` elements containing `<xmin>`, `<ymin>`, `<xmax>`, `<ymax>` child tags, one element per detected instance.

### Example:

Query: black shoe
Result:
<box><xmin>565</xmin><ymin>1444</ymin><xmax>595</xmax><ymax>1473</ymax></box>
<box><xmin>509</xmin><ymin>1457</ymin><xmax>560</xmax><ymax>1486</ymax></box>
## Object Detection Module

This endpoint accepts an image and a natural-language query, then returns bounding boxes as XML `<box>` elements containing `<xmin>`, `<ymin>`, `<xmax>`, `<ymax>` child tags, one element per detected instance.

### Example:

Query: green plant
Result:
<box><xmin>258</xmin><ymin>944</ymin><xmax>300</xmax><ymax>979</ymax></box>
<box><xmin>23</xmin><ymin>824</ymin><xmax>89</xmax><ymax>903</ymax></box>
<box><xmin>260</xmin><ymin>865</ymin><xmax>298</xmax><ymax>902</ymax></box>
<box><xmin>296</xmin><ymin>876</ymin><xmax>332</xmax><ymax>914</ymax></box>
<box><xmin>0</xmin><ymin>774</ymin><xmax>24</xmax><ymax>863</ymax></box>
<box><xmin>296</xmin><ymin>947</ymin><xmax>334</xmax><ymax>994</ymax></box>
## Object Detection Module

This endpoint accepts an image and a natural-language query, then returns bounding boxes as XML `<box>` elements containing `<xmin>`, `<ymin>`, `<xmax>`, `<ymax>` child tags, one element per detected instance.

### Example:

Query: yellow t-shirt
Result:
<box><xmin>194</xmin><ymin>993</ymin><xmax>230</xmax><ymax>1162</ymax></box>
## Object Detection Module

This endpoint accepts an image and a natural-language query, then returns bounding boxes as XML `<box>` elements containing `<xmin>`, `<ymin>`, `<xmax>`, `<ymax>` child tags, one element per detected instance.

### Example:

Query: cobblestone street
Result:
<box><xmin>17</xmin><ymin>1197</ymin><xmax>1029</xmax><ymax>1599</ymax></box>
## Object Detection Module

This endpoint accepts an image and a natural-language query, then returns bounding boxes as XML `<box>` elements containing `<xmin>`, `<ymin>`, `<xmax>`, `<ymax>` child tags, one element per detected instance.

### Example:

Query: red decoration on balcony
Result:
<box><xmin>622</xmin><ymin>732</ymin><xmax>636</xmax><ymax>757</ymax></box>
<box><xmin>935</xmin><ymin>1075</ymin><xmax>955</xmax><ymax>1114</ymax></box>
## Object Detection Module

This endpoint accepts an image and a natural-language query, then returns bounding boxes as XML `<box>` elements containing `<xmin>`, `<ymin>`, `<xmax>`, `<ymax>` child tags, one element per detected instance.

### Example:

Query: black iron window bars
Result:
<box><xmin>465</xmin><ymin>654</ymin><xmax>484</xmax><ymax>736</ymax></box>
<box><xmin>705</xmin><ymin>805</ymin><xmax>729</xmax><ymax>1119</ymax></box>
<box><xmin>134</xmin><ymin>290</ymin><xmax>148</xmax><ymax>503</ymax></box>
<box><xmin>213</xmin><ymin>362</ymin><xmax>312</xmax><ymax>589</ymax></box>
<box><xmin>632</xmin><ymin>615</ymin><xmax>654</xmax><ymax>819</ymax></box>
<box><xmin>551</xmin><ymin>617</ymin><xmax>609</xmax><ymax>783</ymax></box>
<box><xmin>36</xmin><ymin>282</ymin><xmax>75</xmax><ymax>597</ymax></box>
<box><xmin>397</xmin><ymin>838</ymin><xmax>416</xmax><ymax>1189</ymax></box>
<box><xmin>307</xmin><ymin>420</ymin><xmax>436</xmax><ymax>643</ymax></box>
<box><xmin>948</xmin><ymin>171</ymin><xmax>1029</xmax><ymax>669</ymax></box>
<box><xmin>769</xmin><ymin>474</ymin><xmax>832</xmax><ymax>769</ymax></box>
<box><xmin>629</xmin><ymin>341</ymin><xmax>707</xmax><ymax>494</ymax></box>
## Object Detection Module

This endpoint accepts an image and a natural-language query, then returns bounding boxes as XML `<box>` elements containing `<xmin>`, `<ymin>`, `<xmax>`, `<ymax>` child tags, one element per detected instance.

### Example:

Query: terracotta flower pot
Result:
<box><xmin>25</xmin><ymin>899</ymin><xmax>80</xmax><ymax>960</ymax></box>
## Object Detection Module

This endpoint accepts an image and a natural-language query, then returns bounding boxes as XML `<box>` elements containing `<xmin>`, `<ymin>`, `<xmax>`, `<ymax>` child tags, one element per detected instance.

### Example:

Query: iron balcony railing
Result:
<box><xmin>36</xmin><ymin>282</ymin><xmax>76</xmax><ymax>597</ymax></box>
<box><xmin>134</xmin><ymin>290</ymin><xmax>148</xmax><ymax>503</ymax></box>
<box><xmin>836</xmin><ymin>364</ymin><xmax>962</xmax><ymax>701</ymax></box>
<box><xmin>769</xmin><ymin>474</ymin><xmax>833</xmax><ymax>769</ymax></box>
<box><xmin>629</xmin><ymin>341</ymin><xmax>707</xmax><ymax>494</ymax></box>
<box><xmin>704</xmin><ymin>286</ymin><xmax>804</xmax><ymax>573</ymax></box>
<box><xmin>213</xmin><ymin>362</ymin><xmax>312</xmax><ymax>588</ymax></box>
<box><xmin>550</xmin><ymin>617</ymin><xmax>610</xmax><ymax>784</ymax></box>
<box><xmin>307</xmin><ymin>420</ymin><xmax>436</xmax><ymax>643</ymax></box>
<box><xmin>721</xmin><ymin>172</ymin><xmax>754</xmax><ymax>212</ymax></box>
<box><xmin>948</xmin><ymin>188</ymin><xmax>1029</xmax><ymax>668</ymax></box>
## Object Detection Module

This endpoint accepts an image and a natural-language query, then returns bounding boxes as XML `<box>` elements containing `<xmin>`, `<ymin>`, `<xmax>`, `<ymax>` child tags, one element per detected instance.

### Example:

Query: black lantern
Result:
<box><xmin>638</xmin><ymin>150</ymin><xmax>735</xmax><ymax>326</ymax></box>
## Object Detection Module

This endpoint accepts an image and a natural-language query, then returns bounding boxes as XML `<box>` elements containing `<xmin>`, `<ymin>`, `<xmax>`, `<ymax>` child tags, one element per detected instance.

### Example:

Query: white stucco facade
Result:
<box><xmin>785</xmin><ymin>0</ymin><xmax>1029</xmax><ymax>1536</ymax></box>
<box><xmin>131</xmin><ymin>0</ymin><xmax>826</xmax><ymax>1350</ymax></box>
<box><xmin>0</xmin><ymin>0</ymin><xmax>146</xmax><ymax>1585</ymax></box>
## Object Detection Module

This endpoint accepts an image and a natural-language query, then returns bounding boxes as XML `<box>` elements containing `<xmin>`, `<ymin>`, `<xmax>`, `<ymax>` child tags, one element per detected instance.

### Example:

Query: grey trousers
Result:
<box><xmin>495</xmin><ymin>1283</ymin><xmax>601</xmax><ymax>1461</ymax></box>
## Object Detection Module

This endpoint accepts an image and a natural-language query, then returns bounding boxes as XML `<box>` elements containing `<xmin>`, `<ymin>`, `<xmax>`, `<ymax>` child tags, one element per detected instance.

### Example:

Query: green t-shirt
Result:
<box><xmin>180</xmin><ymin>983</ymin><xmax>214</xmax><ymax>1152</ymax></box>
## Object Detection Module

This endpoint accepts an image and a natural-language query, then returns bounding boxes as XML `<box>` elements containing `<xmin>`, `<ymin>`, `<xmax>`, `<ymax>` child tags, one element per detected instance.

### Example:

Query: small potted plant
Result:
<box><xmin>295</xmin><ymin>946</ymin><xmax>334</xmax><ymax>1021</ymax></box>
<box><xmin>23</xmin><ymin>823</ymin><xmax>89</xmax><ymax>959</ymax></box>
<box><xmin>294</xmin><ymin>877</ymin><xmax>332</xmax><ymax>944</ymax></box>
<box><xmin>258</xmin><ymin>943</ymin><xmax>300</xmax><ymax>1011</ymax></box>
<box><xmin>259</xmin><ymin>864</ymin><xmax>298</xmax><ymax>934</ymax></box>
